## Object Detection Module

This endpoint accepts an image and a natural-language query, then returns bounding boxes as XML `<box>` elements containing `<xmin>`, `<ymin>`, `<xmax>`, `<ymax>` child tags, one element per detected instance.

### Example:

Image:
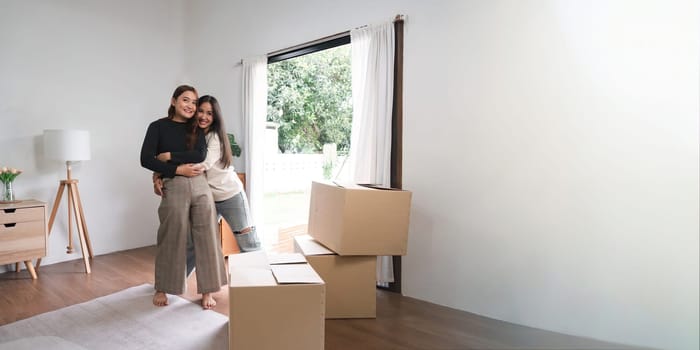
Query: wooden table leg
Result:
<box><xmin>24</xmin><ymin>261</ymin><xmax>38</xmax><ymax>279</ymax></box>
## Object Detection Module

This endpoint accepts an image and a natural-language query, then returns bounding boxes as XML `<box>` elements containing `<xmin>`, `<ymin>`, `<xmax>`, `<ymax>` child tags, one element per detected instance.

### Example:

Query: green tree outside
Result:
<box><xmin>267</xmin><ymin>45</ymin><xmax>352</xmax><ymax>154</ymax></box>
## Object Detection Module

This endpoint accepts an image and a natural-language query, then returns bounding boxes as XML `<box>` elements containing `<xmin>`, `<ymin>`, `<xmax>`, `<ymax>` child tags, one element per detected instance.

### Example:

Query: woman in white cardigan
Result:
<box><xmin>190</xmin><ymin>95</ymin><xmax>261</xmax><ymax>256</ymax></box>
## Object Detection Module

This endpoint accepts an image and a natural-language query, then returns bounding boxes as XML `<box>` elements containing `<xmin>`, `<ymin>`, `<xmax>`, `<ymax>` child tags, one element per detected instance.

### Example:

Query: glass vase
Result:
<box><xmin>3</xmin><ymin>181</ymin><xmax>14</xmax><ymax>202</ymax></box>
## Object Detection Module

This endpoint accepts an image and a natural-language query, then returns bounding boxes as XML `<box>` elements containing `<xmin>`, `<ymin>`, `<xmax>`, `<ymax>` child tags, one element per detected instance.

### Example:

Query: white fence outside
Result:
<box><xmin>263</xmin><ymin>153</ymin><xmax>348</xmax><ymax>193</ymax></box>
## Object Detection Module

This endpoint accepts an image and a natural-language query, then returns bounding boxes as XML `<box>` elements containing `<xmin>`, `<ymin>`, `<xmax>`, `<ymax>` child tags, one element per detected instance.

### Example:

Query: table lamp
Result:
<box><xmin>37</xmin><ymin>129</ymin><xmax>94</xmax><ymax>273</ymax></box>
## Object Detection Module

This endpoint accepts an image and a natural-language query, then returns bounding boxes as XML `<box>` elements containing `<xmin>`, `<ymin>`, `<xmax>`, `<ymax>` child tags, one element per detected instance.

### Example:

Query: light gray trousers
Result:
<box><xmin>155</xmin><ymin>175</ymin><xmax>227</xmax><ymax>294</ymax></box>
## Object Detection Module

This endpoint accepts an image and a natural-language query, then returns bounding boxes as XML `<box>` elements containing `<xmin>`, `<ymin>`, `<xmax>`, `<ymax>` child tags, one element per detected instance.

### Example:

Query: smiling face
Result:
<box><xmin>196</xmin><ymin>101</ymin><xmax>214</xmax><ymax>132</ymax></box>
<box><xmin>171</xmin><ymin>90</ymin><xmax>198</xmax><ymax>122</ymax></box>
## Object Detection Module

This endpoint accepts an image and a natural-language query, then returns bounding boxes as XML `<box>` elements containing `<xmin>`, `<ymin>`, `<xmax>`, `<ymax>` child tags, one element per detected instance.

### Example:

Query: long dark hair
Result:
<box><xmin>167</xmin><ymin>84</ymin><xmax>199</xmax><ymax>150</ymax></box>
<box><xmin>198</xmin><ymin>95</ymin><xmax>233</xmax><ymax>168</ymax></box>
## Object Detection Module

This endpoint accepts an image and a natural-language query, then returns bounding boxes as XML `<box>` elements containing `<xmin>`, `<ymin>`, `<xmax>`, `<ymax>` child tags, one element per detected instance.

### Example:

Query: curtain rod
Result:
<box><xmin>235</xmin><ymin>14</ymin><xmax>404</xmax><ymax>67</ymax></box>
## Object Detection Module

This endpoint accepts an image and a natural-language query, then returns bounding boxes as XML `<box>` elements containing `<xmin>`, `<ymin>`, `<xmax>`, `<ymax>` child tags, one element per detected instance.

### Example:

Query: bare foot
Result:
<box><xmin>202</xmin><ymin>293</ymin><xmax>216</xmax><ymax>309</ymax></box>
<box><xmin>153</xmin><ymin>291</ymin><xmax>169</xmax><ymax>307</ymax></box>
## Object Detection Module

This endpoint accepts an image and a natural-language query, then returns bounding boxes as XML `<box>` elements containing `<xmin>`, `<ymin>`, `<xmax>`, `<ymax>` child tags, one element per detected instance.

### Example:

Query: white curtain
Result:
<box><xmin>242</xmin><ymin>56</ymin><xmax>268</xmax><ymax>238</ymax></box>
<box><xmin>349</xmin><ymin>22</ymin><xmax>395</xmax><ymax>283</ymax></box>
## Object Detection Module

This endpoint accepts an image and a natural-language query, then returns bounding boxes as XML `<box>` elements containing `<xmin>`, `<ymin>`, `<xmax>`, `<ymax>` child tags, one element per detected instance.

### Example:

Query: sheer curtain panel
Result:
<box><xmin>350</xmin><ymin>22</ymin><xmax>395</xmax><ymax>283</ymax></box>
<box><xmin>242</xmin><ymin>56</ymin><xmax>268</xmax><ymax>239</ymax></box>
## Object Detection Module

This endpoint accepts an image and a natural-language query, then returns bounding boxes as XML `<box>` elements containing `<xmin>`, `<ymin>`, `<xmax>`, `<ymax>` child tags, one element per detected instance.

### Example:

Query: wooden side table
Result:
<box><xmin>0</xmin><ymin>200</ymin><xmax>47</xmax><ymax>279</ymax></box>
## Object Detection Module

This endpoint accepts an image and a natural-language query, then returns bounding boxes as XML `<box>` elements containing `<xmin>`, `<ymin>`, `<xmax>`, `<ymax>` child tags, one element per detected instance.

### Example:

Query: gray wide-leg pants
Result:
<box><xmin>155</xmin><ymin>175</ymin><xmax>227</xmax><ymax>294</ymax></box>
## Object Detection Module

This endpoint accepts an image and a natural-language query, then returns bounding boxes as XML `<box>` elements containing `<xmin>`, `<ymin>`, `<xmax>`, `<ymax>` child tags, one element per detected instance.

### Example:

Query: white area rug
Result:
<box><xmin>0</xmin><ymin>284</ymin><xmax>228</xmax><ymax>350</ymax></box>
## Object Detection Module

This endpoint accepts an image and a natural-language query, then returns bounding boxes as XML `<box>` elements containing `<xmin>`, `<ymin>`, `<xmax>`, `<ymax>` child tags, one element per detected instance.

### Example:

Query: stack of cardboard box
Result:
<box><xmin>227</xmin><ymin>181</ymin><xmax>411</xmax><ymax>349</ymax></box>
<box><xmin>299</xmin><ymin>180</ymin><xmax>412</xmax><ymax>319</ymax></box>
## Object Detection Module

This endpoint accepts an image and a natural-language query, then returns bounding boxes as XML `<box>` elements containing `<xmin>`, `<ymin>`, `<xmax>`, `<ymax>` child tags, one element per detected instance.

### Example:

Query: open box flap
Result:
<box><xmin>268</xmin><ymin>252</ymin><xmax>308</xmax><ymax>265</ymax></box>
<box><xmin>295</xmin><ymin>235</ymin><xmax>335</xmax><ymax>256</ymax></box>
<box><xmin>228</xmin><ymin>250</ymin><xmax>270</xmax><ymax>269</ymax></box>
<box><xmin>230</xmin><ymin>267</ymin><xmax>277</xmax><ymax>287</ymax></box>
<box><xmin>271</xmin><ymin>264</ymin><xmax>324</xmax><ymax>284</ymax></box>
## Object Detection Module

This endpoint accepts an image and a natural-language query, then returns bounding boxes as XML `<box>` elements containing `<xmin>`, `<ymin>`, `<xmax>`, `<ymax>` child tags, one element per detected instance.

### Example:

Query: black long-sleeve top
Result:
<box><xmin>140</xmin><ymin>118</ymin><xmax>207</xmax><ymax>178</ymax></box>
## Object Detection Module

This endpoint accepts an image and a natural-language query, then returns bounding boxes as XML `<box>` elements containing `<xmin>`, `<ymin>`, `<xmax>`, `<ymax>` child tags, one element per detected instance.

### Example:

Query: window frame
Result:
<box><xmin>267</xmin><ymin>35</ymin><xmax>350</xmax><ymax>64</ymax></box>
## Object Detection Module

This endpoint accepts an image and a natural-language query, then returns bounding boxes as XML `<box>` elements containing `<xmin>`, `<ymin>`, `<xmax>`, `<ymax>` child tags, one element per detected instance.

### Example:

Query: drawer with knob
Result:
<box><xmin>0</xmin><ymin>200</ymin><xmax>47</xmax><ymax>269</ymax></box>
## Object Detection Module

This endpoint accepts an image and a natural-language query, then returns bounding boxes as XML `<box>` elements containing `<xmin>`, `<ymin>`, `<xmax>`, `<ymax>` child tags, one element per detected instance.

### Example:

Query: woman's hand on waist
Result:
<box><xmin>175</xmin><ymin>163</ymin><xmax>204</xmax><ymax>177</ymax></box>
<box><xmin>153</xmin><ymin>176</ymin><xmax>165</xmax><ymax>197</ymax></box>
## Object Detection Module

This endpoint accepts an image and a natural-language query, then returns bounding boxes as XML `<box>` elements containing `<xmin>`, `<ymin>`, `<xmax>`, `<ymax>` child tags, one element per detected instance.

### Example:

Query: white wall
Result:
<box><xmin>185</xmin><ymin>1</ymin><xmax>698</xmax><ymax>350</ymax></box>
<box><xmin>1</xmin><ymin>1</ymin><xmax>697</xmax><ymax>350</ymax></box>
<box><xmin>0</xmin><ymin>0</ymin><xmax>187</xmax><ymax>268</ymax></box>
<box><xmin>401</xmin><ymin>2</ymin><xmax>699</xmax><ymax>350</ymax></box>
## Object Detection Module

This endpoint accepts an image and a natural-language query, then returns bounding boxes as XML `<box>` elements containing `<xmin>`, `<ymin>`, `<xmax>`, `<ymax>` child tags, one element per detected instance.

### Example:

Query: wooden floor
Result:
<box><xmin>0</xmin><ymin>246</ymin><xmax>638</xmax><ymax>349</ymax></box>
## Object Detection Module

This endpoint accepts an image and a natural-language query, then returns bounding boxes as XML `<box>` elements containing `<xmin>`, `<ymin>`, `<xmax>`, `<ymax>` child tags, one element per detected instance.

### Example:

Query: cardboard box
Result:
<box><xmin>307</xmin><ymin>181</ymin><xmax>412</xmax><ymax>255</ymax></box>
<box><xmin>228</xmin><ymin>251</ymin><xmax>325</xmax><ymax>350</ymax></box>
<box><xmin>294</xmin><ymin>235</ymin><xmax>376</xmax><ymax>318</ymax></box>
<box><xmin>219</xmin><ymin>217</ymin><xmax>240</xmax><ymax>256</ymax></box>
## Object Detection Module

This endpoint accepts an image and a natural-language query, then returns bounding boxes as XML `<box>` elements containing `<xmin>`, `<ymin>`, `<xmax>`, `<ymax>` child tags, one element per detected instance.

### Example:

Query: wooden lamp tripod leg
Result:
<box><xmin>66</xmin><ymin>182</ymin><xmax>74</xmax><ymax>254</ymax></box>
<box><xmin>72</xmin><ymin>184</ymin><xmax>94</xmax><ymax>258</ymax></box>
<box><xmin>35</xmin><ymin>160</ymin><xmax>93</xmax><ymax>274</ymax></box>
<box><xmin>68</xmin><ymin>183</ymin><xmax>91</xmax><ymax>274</ymax></box>
<box><xmin>35</xmin><ymin>179</ymin><xmax>92</xmax><ymax>274</ymax></box>
<box><xmin>35</xmin><ymin>181</ymin><xmax>66</xmax><ymax>269</ymax></box>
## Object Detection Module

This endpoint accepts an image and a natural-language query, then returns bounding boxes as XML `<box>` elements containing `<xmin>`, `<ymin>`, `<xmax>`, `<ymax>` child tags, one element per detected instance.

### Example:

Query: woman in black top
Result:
<box><xmin>140</xmin><ymin>85</ymin><xmax>227</xmax><ymax>309</ymax></box>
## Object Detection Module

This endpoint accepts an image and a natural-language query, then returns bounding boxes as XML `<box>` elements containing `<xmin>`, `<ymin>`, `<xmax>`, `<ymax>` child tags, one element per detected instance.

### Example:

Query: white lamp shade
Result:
<box><xmin>43</xmin><ymin>129</ymin><xmax>91</xmax><ymax>161</ymax></box>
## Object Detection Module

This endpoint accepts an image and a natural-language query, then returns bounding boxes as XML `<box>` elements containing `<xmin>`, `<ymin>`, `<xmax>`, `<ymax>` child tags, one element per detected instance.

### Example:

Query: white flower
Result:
<box><xmin>0</xmin><ymin>166</ymin><xmax>22</xmax><ymax>184</ymax></box>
